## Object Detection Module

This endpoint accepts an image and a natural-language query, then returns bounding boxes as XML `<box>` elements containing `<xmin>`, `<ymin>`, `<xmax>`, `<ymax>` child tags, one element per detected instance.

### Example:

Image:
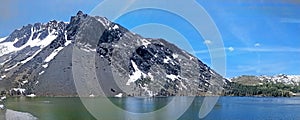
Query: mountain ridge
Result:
<box><xmin>230</xmin><ymin>74</ymin><xmax>300</xmax><ymax>86</ymax></box>
<box><xmin>225</xmin><ymin>74</ymin><xmax>300</xmax><ymax>97</ymax></box>
<box><xmin>0</xmin><ymin>11</ymin><xmax>227</xmax><ymax>97</ymax></box>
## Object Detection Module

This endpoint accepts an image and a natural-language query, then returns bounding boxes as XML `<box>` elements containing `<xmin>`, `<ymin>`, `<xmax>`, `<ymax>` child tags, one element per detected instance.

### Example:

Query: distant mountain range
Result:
<box><xmin>230</xmin><ymin>74</ymin><xmax>300</xmax><ymax>86</ymax></box>
<box><xmin>0</xmin><ymin>11</ymin><xmax>227</xmax><ymax>97</ymax></box>
<box><xmin>225</xmin><ymin>74</ymin><xmax>300</xmax><ymax>97</ymax></box>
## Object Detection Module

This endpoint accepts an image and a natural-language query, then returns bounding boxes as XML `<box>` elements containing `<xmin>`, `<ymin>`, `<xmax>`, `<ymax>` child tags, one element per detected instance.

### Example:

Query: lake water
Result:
<box><xmin>4</xmin><ymin>96</ymin><xmax>300</xmax><ymax>120</ymax></box>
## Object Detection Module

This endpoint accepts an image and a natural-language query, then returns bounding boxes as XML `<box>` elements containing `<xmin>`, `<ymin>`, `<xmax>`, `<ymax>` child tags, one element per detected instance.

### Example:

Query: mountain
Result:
<box><xmin>230</xmin><ymin>74</ymin><xmax>300</xmax><ymax>86</ymax></box>
<box><xmin>224</xmin><ymin>74</ymin><xmax>300</xmax><ymax>97</ymax></box>
<box><xmin>0</xmin><ymin>11</ymin><xmax>227</xmax><ymax>97</ymax></box>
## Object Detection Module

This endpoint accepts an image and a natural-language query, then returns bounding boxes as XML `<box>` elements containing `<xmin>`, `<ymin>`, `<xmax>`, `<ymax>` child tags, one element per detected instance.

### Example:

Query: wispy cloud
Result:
<box><xmin>203</xmin><ymin>40</ymin><xmax>212</xmax><ymax>45</ymax></box>
<box><xmin>280</xmin><ymin>18</ymin><xmax>300</xmax><ymax>24</ymax></box>
<box><xmin>228</xmin><ymin>62</ymin><xmax>287</xmax><ymax>76</ymax></box>
<box><xmin>254</xmin><ymin>43</ymin><xmax>260</xmax><ymax>47</ymax></box>
<box><xmin>236</xmin><ymin>47</ymin><xmax>300</xmax><ymax>52</ymax></box>
<box><xmin>193</xmin><ymin>47</ymin><xmax>234</xmax><ymax>54</ymax></box>
<box><xmin>193</xmin><ymin>46</ymin><xmax>300</xmax><ymax>55</ymax></box>
<box><xmin>228</xmin><ymin>47</ymin><xmax>234</xmax><ymax>52</ymax></box>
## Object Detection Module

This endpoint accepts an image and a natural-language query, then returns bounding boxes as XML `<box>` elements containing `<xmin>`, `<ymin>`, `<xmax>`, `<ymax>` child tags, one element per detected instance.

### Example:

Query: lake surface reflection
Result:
<box><xmin>5</xmin><ymin>96</ymin><xmax>300</xmax><ymax>120</ymax></box>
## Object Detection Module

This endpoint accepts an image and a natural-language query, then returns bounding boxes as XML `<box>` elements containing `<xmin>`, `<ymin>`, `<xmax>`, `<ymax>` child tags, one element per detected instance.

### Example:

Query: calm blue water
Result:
<box><xmin>5</xmin><ymin>97</ymin><xmax>300</xmax><ymax>120</ymax></box>
<box><xmin>205</xmin><ymin>97</ymin><xmax>300</xmax><ymax>120</ymax></box>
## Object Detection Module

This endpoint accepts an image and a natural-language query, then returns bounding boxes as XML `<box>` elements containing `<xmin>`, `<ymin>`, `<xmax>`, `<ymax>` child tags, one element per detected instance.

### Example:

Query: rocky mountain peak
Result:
<box><xmin>0</xmin><ymin>11</ymin><xmax>227</xmax><ymax>97</ymax></box>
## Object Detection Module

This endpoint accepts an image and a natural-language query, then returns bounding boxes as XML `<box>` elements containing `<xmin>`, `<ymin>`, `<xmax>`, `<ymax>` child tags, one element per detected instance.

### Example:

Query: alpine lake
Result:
<box><xmin>2</xmin><ymin>96</ymin><xmax>300</xmax><ymax>120</ymax></box>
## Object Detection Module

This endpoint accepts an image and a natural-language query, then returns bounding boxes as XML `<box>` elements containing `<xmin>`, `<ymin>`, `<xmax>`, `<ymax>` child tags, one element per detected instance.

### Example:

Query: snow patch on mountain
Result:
<box><xmin>172</xmin><ymin>53</ymin><xmax>178</xmax><ymax>59</ymax></box>
<box><xmin>115</xmin><ymin>93</ymin><xmax>123</xmax><ymax>97</ymax></box>
<box><xmin>44</xmin><ymin>46</ymin><xmax>64</xmax><ymax>63</ymax></box>
<box><xmin>26</xmin><ymin>30</ymin><xmax>58</xmax><ymax>48</ymax></box>
<box><xmin>0</xmin><ymin>58</ymin><xmax>11</xmax><ymax>66</ymax></box>
<box><xmin>127</xmin><ymin>60</ymin><xmax>146</xmax><ymax>85</ymax></box>
<box><xmin>163</xmin><ymin>56</ymin><xmax>172</xmax><ymax>63</ymax></box>
<box><xmin>166</xmin><ymin>74</ymin><xmax>179</xmax><ymax>81</ymax></box>
<box><xmin>1</xmin><ymin>75</ymin><xmax>6</xmax><ymax>79</ymax></box>
<box><xmin>96</xmin><ymin>17</ymin><xmax>111</xmax><ymax>28</ymax></box>
<box><xmin>39</xmin><ymin>71</ymin><xmax>45</xmax><ymax>75</ymax></box>
<box><xmin>0</xmin><ymin>38</ymin><xmax>19</xmax><ymax>56</ymax></box>
<box><xmin>0</xmin><ymin>36</ymin><xmax>7</xmax><ymax>42</ymax></box>
<box><xmin>180</xmin><ymin>81</ymin><xmax>187</xmax><ymax>89</ymax></box>
<box><xmin>42</xmin><ymin>63</ymin><xmax>48</xmax><ymax>68</ymax></box>
<box><xmin>259</xmin><ymin>74</ymin><xmax>300</xmax><ymax>86</ymax></box>
<box><xmin>81</xmin><ymin>44</ymin><xmax>96</xmax><ymax>52</ymax></box>
<box><xmin>0</xmin><ymin>29</ymin><xmax>58</xmax><ymax>57</ymax></box>
<box><xmin>64</xmin><ymin>32</ymin><xmax>72</xmax><ymax>46</ymax></box>
<box><xmin>127</xmin><ymin>60</ymin><xmax>153</xmax><ymax>85</ymax></box>
<box><xmin>22</xmin><ymin>80</ymin><xmax>28</xmax><ymax>84</ymax></box>
<box><xmin>12</xmin><ymin>88</ymin><xmax>26</xmax><ymax>94</ymax></box>
<box><xmin>112</xmin><ymin>24</ymin><xmax>119</xmax><ymax>30</ymax></box>
<box><xmin>232</xmin><ymin>74</ymin><xmax>300</xmax><ymax>86</ymax></box>
<box><xmin>141</xmin><ymin>39</ymin><xmax>151</xmax><ymax>47</ymax></box>
<box><xmin>4</xmin><ymin>63</ymin><xmax>19</xmax><ymax>71</ymax></box>
<box><xmin>26</xmin><ymin>94</ymin><xmax>36</xmax><ymax>97</ymax></box>
<box><xmin>20</xmin><ymin>49</ymin><xmax>43</xmax><ymax>64</ymax></box>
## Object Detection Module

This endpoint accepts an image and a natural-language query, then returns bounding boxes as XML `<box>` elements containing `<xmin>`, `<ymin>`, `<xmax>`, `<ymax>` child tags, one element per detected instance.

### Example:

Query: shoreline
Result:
<box><xmin>0</xmin><ymin>109</ymin><xmax>37</xmax><ymax>120</ymax></box>
<box><xmin>3</xmin><ymin>95</ymin><xmax>299</xmax><ymax>98</ymax></box>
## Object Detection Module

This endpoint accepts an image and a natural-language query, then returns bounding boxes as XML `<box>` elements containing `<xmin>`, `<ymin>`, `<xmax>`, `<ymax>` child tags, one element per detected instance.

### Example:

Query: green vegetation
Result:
<box><xmin>224</xmin><ymin>82</ymin><xmax>300</xmax><ymax>97</ymax></box>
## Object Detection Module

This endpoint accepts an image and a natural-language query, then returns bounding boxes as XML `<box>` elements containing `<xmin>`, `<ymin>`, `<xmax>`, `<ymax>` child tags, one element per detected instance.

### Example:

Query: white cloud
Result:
<box><xmin>228</xmin><ymin>47</ymin><xmax>234</xmax><ymax>52</ymax></box>
<box><xmin>254</xmin><ymin>43</ymin><xmax>260</xmax><ymax>47</ymax></box>
<box><xmin>280</xmin><ymin>18</ymin><xmax>300</xmax><ymax>24</ymax></box>
<box><xmin>203</xmin><ymin>40</ymin><xmax>212</xmax><ymax>44</ymax></box>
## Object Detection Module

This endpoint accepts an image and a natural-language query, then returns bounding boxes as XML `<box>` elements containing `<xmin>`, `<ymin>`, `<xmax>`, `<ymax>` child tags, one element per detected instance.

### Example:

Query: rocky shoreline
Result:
<box><xmin>1</xmin><ymin>94</ymin><xmax>38</xmax><ymax>120</ymax></box>
<box><xmin>3</xmin><ymin>109</ymin><xmax>37</xmax><ymax>120</ymax></box>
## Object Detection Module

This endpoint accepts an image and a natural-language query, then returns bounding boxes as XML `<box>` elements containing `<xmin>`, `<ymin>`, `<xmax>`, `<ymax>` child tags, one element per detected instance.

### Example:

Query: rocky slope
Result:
<box><xmin>0</xmin><ymin>11</ymin><xmax>227</xmax><ymax>97</ymax></box>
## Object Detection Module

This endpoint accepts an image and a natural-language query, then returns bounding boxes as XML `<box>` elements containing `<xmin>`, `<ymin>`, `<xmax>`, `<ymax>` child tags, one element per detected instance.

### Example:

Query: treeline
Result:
<box><xmin>224</xmin><ymin>82</ymin><xmax>300</xmax><ymax>97</ymax></box>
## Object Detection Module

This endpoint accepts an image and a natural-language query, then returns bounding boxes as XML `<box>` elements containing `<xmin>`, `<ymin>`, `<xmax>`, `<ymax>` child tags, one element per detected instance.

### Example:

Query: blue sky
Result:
<box><xmin>0</xmin><ymin>0</ymin><xmax>299</xmax><ymax>77</ymax></box>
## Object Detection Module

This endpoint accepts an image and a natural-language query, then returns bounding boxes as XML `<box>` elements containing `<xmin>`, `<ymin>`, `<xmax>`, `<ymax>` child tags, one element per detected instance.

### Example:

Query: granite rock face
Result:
<box><xmin>0</xmin><ymin>11</ymin><xmax>228</xmax><ymax>97</ymax></box>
